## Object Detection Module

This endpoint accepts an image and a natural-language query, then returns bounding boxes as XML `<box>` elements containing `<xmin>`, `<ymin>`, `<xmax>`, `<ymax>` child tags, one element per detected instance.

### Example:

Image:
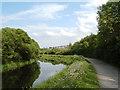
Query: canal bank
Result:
<box><xmin>2</xmin><ymin>55</ymin><xmax>100</xmax><ymax>88</ymax></box>
<box><xmin>34</xmin><ymin>55</ymin><xmax>100</xmax><ymax>88</ymax></box>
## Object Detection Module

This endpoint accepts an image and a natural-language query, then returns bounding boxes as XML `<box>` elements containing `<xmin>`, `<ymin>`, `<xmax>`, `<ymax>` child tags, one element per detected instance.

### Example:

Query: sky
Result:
<box><xmin>1</xmin><ymin>0</ymin><xmax>108</xmax><ymax>48</ymax></box>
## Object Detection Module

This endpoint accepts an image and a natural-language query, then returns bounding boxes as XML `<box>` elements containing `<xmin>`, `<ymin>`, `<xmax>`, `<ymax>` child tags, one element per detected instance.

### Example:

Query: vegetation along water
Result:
<box><xmin>1</xmin><ymin>1</ymin><xmax>119</xmax><ymax>89</ymax></box>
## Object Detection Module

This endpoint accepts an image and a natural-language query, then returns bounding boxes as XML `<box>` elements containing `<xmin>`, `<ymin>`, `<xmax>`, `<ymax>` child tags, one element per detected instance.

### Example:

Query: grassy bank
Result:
<box><xmin>38</xmin><ymin>55</ymin><xmax>84</xmax><ymax>65</ymax></box>
<box><xmin>35</xmin><ymin>55</ymin><xmax>99</xmax><ymax>88</ymax></box>
<box><xmin>1</xmin><ymin>59</ymin><xmax>36</xmax><ymax>72</ymax></box>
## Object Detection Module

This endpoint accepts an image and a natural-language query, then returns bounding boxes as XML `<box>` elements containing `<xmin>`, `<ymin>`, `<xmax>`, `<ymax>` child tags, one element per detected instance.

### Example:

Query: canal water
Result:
<box><xmin>2</xmin><ymin>61</ymin><xmax>66</xmax><ymax>88</ymax></box>
<box><xmin>32</xmin><ymin>61</ymin><xmax>66</xmax><ymax>87</ymax></box>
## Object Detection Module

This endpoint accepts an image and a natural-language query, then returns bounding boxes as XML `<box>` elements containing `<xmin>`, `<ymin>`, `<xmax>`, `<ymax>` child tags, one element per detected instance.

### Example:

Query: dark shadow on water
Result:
<box><xmin>2</xmin><ymin>61</ymin><xmax>40</xmax><ymax>89</ymax></box>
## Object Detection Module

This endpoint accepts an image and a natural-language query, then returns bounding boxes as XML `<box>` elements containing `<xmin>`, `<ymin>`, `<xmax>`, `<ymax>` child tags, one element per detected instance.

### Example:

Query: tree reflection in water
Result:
<box><xmin>2</xmin><ymin>61</ymin><xmax>40</xmax><ymax>88</ymax></box>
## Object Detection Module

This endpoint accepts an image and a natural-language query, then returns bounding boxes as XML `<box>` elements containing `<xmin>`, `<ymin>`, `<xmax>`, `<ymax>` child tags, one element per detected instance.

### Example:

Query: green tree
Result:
<box><xmin>71</xmin><ymin>34</ymin><xmax>98</xmax><ymax>57</ymax></box>
<box><xmin>97</xmin><ymin>1</ymin><xmax>120</xmax><ymax>64</ymax></box>
<box><xmin>2</xmin><ymin>27</ymin><xmax>40</xmax><ymax>64</ymax></box>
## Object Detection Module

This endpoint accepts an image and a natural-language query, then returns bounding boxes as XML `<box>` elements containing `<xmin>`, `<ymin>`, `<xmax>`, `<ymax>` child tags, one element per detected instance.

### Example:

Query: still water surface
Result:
<box><xmin>33</xmin><ymin>61</ymin><xmax>66</xmax><ymax>87</ymax></box>
<box><xmin>2</xmin><ymin>61</ymin><xmax>66</xmax><ymax>88</ymax></box>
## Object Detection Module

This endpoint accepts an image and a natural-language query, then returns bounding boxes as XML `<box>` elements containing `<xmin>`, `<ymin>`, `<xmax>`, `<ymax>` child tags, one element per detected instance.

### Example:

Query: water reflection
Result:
<box><xmin>32</xmin><ymin>61</ymin><xmax>66</xmax><ymax>87</ymax></box>
<box><xmin>2</xmin><ymin>62</ymin><xmax>40</xmax><ymax>88</ymax></box>
<box><xmin>2</xmin><ymin>61</ymin><xmax>66</xmax><ymax>88</ymax></box>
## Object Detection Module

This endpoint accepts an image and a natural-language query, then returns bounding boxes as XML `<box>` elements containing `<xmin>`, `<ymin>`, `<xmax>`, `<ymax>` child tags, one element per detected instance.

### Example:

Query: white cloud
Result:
<box><xmin>79</xmin><ymin>0</ymin><xmax>108</xmax><ymax>11</ymax></box>
<box><xmin>21</xmin><ymin>24</ymin><xmax>77</xmax><ymax>37</ymax></box>
<box><xmin>60</xmin><ymin>30</ymin><xmax>77</xmax><ymax>37</ymax></box>
<box><xmin>91</xmin><ymin>0</ymin><xmax>108</xmax><ymax>6</ymax></box>
<box><xmin>76</xmin><ymin>12</ymin><xmax>98</xmax><ymax>33</ymax></box>
<box><xmin>46</xmin><ymin>31</ymin><xmax>60</xmax><ymax>36</ymax></box>
<box><xmin>13</xmin><ymin>24</ymin><xmax>82</xmax><ymax>48</ymax></box>
<box><xmin>2</xmin><ymin>3</ymin><xmax>67</xmax><ymax>24</ymax></box>
<box><xmin>32</xmin><ymin>33</ymin><xmax>38</xmax><ymax>36</ymax></box>
<box><xmin>74</xmin><ymin>0</ymin><xmax>108</xmax><ymax>34</ymax></box>
<box><xmin>45</xmin><ymin>26</ymin><xmax>77</xmax><ymax>37</ymax></box>
<box><xmin>2</xmin><ymin>1</ymin><xmax>109</xmax><ymax>48</ymax></box>
<box><xmin>10</xmin><ymin>24</ymin><xmax>80</xmax><ymax>47</ymax></box>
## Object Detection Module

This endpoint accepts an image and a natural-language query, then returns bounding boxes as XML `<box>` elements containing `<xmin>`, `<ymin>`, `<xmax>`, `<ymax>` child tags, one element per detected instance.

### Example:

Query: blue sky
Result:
<box><xmin>1</xmin><ymin>0</ymin><xmax>108</xmax><ymax>48</ymax></box>
<box><xmin>2</xmin><ymin>2</ymin><xmax>86</xmax><ymax>27</ymax></box>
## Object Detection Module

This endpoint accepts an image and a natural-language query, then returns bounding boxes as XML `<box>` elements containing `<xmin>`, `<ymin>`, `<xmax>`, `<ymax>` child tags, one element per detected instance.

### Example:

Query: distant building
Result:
<box><xmin>48</xmin><ymin>45</ymin><xmax>69</xmax><ymax>50</ymax></box>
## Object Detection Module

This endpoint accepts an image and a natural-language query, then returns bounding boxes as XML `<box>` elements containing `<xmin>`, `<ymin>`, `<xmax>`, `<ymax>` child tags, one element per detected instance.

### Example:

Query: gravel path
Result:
<box><xmin>85</xmin><ymin>58</ymin><xmax>119</xmax><ymax>89</ymax></box>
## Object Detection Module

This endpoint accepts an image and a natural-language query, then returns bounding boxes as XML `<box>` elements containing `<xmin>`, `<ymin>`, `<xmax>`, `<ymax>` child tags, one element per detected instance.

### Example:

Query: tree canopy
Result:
<box><xmin>97</xmin><ymin>1</ymin><xmax>120</xmax><ymax>63</ymax></box>
<box><xmin>1</xmin><ymin>27</ymin><xmax>40</xmax><ymax>64</ymax></box>
<box><xmin>70</xmin><ymin>1</ymin><xmax>120</xmax><ymax>66</ymax></box>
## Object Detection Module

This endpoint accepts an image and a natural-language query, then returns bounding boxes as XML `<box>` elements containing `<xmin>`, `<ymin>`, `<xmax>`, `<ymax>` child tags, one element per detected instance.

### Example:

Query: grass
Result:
<box><xmin>1</xmin><ymin>55</ymin><xmax>100</xmax><ymax>88</ymax></box>
<box><xmin>38</xmin><ymin>55</ymin><xmax>84</xmax><ymax>65</ymax></box>
<box><xmin>1</xmin><ymin>59</ymin><xmax>36</xmax><ymax>72</ymax></box>
<box><xmin>34</xmin><ymin>55</ymin><xmax>100</xmax><ymax>88</ymax></box>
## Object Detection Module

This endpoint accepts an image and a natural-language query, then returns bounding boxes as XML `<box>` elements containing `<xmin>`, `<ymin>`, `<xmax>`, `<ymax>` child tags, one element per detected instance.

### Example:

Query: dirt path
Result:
<box><xmin>85</xmin><ymin>58</ymin><xmax>119</xmax><ymax>88</ymax></box>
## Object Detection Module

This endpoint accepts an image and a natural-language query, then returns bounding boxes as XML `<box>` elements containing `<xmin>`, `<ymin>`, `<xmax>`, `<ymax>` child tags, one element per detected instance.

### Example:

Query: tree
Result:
<box><xmin>69</xmin><ymin>1</ymin><xmax>120</xmax><ymax>66</ymax></box>
<box><xmin>71</xmin><ymin>34</ymin><xmax>97</xmax><ymax>57</ymax></box>
<box><xmin>2</xmin><ymin>27</ymin><xmax>40</xmax><ymax>64</ymax></box>
<box><xmin>97</xmin><ymin>1</ymin><xmax>120</xmax><ymax>64</ymax></box>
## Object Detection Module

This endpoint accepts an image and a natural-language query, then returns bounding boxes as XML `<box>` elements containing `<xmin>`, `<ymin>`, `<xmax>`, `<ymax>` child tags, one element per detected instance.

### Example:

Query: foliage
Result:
<box><xmin>1</xmin><ymin>59</ymin><xmax>36</xmax><ymax>72</ymax></box>
<box><xmin>35</xmin><ymin>57</ymin><xmax>99</xmax><ymax>88</ymax></box>
<box><xmin>97</xmin><ymin>1</ymin><xmax>120</xmax><ymax>64</ymax></box>
<box><xmin>70</xmin><ymin>2</ymin><xmax>120</xmax><ymax>66</ymax></box>
<box><xmin>40</xmin><ymin>48</ymin><xmax>73</xmax><ymax>55</ymax></box>
<box><xmin>2</xmin><ymin>62</ymin><xmax>40</xmax><ymax>88</ymax></box>
<box><xmin>55</xmin><ymin>49</ymin><xmax>73</xmax><ymax>55</ymax></box>
<box><xmin>47</xmin><ymin>48</ymin><xmax>59</xmax><ymax>54</ymax></box>
<box><xmin>71</xmin><ymin>34</ymin><xmax>98</xmax><ymax>57</ymax></box>
<box><xmin>1</xmin><ymin>27</ymin><xmax>40</xmax><ymax>64</ymax></box>
<box><xmin>38</xmin><ymin>55</ymin><xmax>83</xmax><ymax>65</ymax></box>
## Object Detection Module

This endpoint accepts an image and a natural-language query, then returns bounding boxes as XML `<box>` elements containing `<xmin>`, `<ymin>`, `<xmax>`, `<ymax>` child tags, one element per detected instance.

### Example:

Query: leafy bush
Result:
<box><xmin>1</xmin><ymin>27</ymin><xmax>40</xmax><ymax>64</ymax></box>
<box><xmin>70</xmin><ymin>1</ymin><xmax>120</xmax><ymax>66</ymax></box>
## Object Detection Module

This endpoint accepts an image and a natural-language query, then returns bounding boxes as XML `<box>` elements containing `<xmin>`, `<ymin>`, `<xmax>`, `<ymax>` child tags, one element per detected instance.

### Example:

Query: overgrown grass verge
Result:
<box><xmin>38</xmin><ymin>55</ymin><xmax>84</xmax><ymax>65</ymax></box>
<box><xmin>1</xmin><ymin>59</ymin><xmax>36</xmax><ymax>72</ymax></box>
<box><xmin>35</xmin><ymin>55</ymin><xmax>100</xmax><ymax>88</ymax></box>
